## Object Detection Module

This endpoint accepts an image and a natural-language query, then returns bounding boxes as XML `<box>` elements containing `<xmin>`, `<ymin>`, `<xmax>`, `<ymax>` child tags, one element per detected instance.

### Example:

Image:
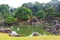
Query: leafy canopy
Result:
<box><xmin>15</xmin><ymin>7</ymin><xmax>32</xmax><ymax>20</ymax></box>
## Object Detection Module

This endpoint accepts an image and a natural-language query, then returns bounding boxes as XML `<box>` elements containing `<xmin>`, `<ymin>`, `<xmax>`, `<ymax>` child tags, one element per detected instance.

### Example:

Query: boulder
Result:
<box><xmin>4</xmin><ymin>28</ymin><xmax>12</xmax><ymax>33</ymax></box>
<box><xmin>32</xmin><ymin>32</ymin><xmax>40</xmax><ymax>36</ymax></box>
<box><xmin>0</xmin><ymin>27</ymin><xmax>12</xmax><ymax>34</ymax></box>
<box><xmin>56</xmin><ymin>24</ymin><xmax>60</xmax><ymax>30</ymax></box>
<box><xmin>0</xmin><ymin>27</ymin><xmax>5</xmax><ymax>33</ymax></box>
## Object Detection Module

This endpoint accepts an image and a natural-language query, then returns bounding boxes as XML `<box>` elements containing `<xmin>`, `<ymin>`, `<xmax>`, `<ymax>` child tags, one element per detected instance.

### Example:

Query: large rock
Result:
<box><xmin>56</xmin><ymin>24</ymin><xmax>60</xmax><ymax>30</ymax></box>
<box><xmin>0</xmin><ymin>27</ymin><xmax>12</xmax><ymax>34</ymax></box>
<box><xmin>4</xmin><ymin>28</ymin><xmax>12</xmax><ymax>33</ymax></box>
<box><xmin>31</xmin><ymin>32</ymin><xmax>40</xmax><ymax>36</ymax></box>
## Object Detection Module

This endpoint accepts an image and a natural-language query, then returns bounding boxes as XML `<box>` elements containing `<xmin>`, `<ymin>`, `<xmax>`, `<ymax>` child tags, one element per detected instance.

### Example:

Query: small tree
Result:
<box><xmin>15</xmin><ymin>7</ymin><xmax>32</xmax><ymax>21</ymax></box>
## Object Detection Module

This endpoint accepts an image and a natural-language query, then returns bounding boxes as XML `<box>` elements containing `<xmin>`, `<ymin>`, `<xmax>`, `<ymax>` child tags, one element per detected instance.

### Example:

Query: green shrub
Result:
<box><xmin>5</xmin><ymin>16</ymin><xmax>17</xmax><ymax>24</ymax></box>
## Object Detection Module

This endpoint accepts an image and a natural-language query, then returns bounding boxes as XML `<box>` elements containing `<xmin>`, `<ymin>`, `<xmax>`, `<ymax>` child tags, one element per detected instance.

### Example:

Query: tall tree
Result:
<box><xmin>0</xmin><ymin>4</ymin><xmax>9</xmax><ymax>16</ymax></box>
<box><xmin>22</xmin><ymin>2</ymin><xmax>42</xmax><ymax>15</ymax></box>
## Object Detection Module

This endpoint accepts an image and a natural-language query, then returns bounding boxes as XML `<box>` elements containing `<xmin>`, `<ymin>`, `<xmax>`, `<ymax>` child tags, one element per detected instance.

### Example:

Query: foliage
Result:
<box><xmin>45</xmin><ymin>7</ymin><xmax>58</xmax><ymax>19</ymax></box>
<box><xmin>15</xmin><ymin>7</ymin><xmax>32</xmax><ymax>20</ymax></box>
<box><xmin>22</xmin><ymin>2</ymin><xmax>44</xmax><ymax>15</ymax></box>
<box><xmin>0</xmin><ymin>12</ymin><xmax>3</xmax><ymax>19</ymax></box>
<box><xmin>0</xmin><ymin>4</ymin><xmax>9</xmax><ymax>16</ymax></box>
<box><xmin>5</xmin><ymin>16</ymin><xmax>17</xmax><ymax>24</ymax></box>
<box><xmin>35</xmin><ymin>10</ymin><xmax>46</xmax><ymax>19</ymax></box>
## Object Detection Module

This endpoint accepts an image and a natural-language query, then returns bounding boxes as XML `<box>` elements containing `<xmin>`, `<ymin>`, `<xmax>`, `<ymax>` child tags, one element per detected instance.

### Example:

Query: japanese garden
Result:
<box><xmin>0</xmin><ymin>0</ymin><xmax>60</xmax><ymax>40</ymax></box>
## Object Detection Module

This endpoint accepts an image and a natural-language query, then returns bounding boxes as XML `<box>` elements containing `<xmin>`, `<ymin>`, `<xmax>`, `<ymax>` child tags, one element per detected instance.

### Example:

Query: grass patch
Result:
<box><xmin>0</xmin><ymin>33</ymin><xmax>60</xmax><ymax>40</ymax></box>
